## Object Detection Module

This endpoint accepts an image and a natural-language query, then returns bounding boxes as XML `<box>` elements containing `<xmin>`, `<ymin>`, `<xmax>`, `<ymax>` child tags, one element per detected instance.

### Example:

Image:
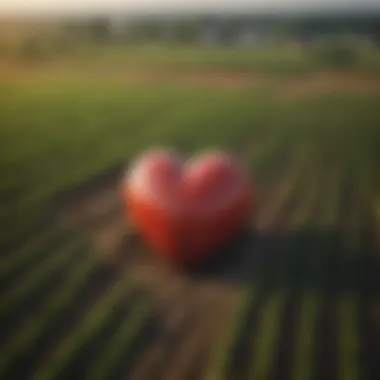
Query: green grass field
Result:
<box><xmin>0</xmin><ymin>49</ymin><xmax>379</xmax><ymax>380</ymax></box>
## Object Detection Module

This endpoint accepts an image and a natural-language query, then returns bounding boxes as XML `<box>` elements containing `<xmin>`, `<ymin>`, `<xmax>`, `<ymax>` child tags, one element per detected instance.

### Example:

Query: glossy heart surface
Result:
<box><xmin>122</xmin><ymin>149</ymin><xmax>252</xmax><ymax>265</ymax></box>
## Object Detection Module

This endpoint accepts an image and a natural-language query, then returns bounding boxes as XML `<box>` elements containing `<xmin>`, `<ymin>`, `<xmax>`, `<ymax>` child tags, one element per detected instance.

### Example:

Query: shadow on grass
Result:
<box><xmin>193</xmin><ymin>226</ymin><xmax>379</xmax><ymax>380</ymax></box>
<box><xmin>189</xmin><ymin>226</ymin><xmax>378</xmax><ymax>295</ymax></box>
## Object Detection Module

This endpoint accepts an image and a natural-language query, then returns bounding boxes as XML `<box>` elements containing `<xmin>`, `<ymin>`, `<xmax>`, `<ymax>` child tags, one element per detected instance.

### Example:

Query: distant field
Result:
<box><xmin>88</xmin><ymin>44</ymin><xmax>380</xmax><ymax>73</ymax></box>
<box><xmin>0</xmin><ymin>59</ymin><xmax>379</xmax><ymax>380</ymax></box>
<box><xmin>1</xmin><ymin>42</ymin><xmax>380</xmax><ymax>74</ymax></box>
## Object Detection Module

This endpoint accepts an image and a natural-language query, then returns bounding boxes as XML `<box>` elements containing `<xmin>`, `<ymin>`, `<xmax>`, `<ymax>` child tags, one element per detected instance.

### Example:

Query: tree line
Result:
<box><xmin>66</xmin><ymin>13</ymin><xmax>380</xmax><ymax>44</ymax></box>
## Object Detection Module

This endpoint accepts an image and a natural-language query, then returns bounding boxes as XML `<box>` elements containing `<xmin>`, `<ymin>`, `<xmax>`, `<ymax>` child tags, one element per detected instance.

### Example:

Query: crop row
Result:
<box><xmin>0</xmin><ymin>215</ymin><xmax>159</xmax><ymax>380</ymax></box>
<box><xmin>249</xmin><ymin>292</ymin><xmax>287</xmax><ymax>380</ymax></box>
<box><xmin>206</xmin><ymin>287</ymin><xmax>364</xmax><ymax>380</ymax></box>
<box><xmin>0</xmin><ymin>247</ymin><xmax>102</xmax><ymax>377</ymax></box>
<box><xmin>205</xmin><ymin>287</ymin><xmax>257</xmax><ymax>380</ymax></box>
<box><xmin>86</xmin><ymin>299</ymin><xmax>151</xmax><ymax>380</ymax></box>
<box><xmin>289</xmin><ymin>150</ymin><xmax>323</xmax><ymax>229</ymax></box>
<box><xmin>32</xmin><ymin>273</ymin><xmax>141</xmax><ymax>380</ymax></box>
<box><xmin>0</xmin><ymin>226</ymin><xmax>69</xmax><ymax>286</ymax></box>
<box><xmin>204</xmin><ymin>157</ymin><xmax>369</xmax><ymax>380</ymax></box>
<box><xmin>257</xmin><ymin>145</ymin><xmax>312</xmax><ymax>230</ymax></box>
<box><xmin>0</xmin><ymin>238</ymin><xmax>84</xmax><ymax>316</ymax></box>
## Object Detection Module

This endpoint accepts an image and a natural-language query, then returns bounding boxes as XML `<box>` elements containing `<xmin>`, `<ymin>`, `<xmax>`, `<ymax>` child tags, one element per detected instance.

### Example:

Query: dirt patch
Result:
<box><xmin>119</xmin><ymin>68</ymin><xmax>262</xmax><ymax>89</ymax></box>
<box><xmin>0</xmin><ymin>60</ymin><xmax>262</xmax><ymax>89</ymax></box>
<box><xmin>2</xmin><ymin>60</ymin><xmax>380</xmax><ymax>94</ymax></box>
<box><xmin>278</xmin><ymin>72</ymin><xmax>380</xmax><ymax>101</ymax></box>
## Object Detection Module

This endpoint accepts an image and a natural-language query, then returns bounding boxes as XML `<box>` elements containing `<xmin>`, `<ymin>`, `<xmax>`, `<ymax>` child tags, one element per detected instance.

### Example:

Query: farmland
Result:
<box><xmin>1</xmin><ymin>48</ymin><xmax>380</xmax><ymax>380</ymax></box>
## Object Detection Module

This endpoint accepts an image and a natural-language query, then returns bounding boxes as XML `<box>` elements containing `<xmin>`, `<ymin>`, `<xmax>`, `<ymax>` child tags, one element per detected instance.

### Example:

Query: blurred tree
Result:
<box><xmin>123</xmin><ymin>20</ymin><xmax>141</xmax><ymax>43</ymax></box>
<box><xmin>120</xmin><ymin>12</ymin><xmax>380</xmax><ymax>46</ymax></box>
<box><xmin>125</xmin><ymin>19</ymin><xmax>163</xmax><ymax>42</ymax></box>
<box><xmin>220</xmin><ymin>18</ymin><xmax>241</xmax><ymax>45</ymax></box>
<box><xmin>313</xmin><ymin>36</ymin><xmax>361</xmax><ymax>69</ymax></box>
<box><xmin>143</xmin><ymin>20</ymin><xmax>163</xmax><ymax>41</ymax></box>
<box><xmin>173</xmin><ymin>19</ymin><xmax>200</xmax><ymax>43</ymax></box>
<box><xmin>87</xmin><ymin>18</ymin><xmax>112</xmax><ymax>43</ymax></box>
<box><xmin>60</xmin><ymin>20</ymin><xmax>90</xmax><ymax>43</ymax></box>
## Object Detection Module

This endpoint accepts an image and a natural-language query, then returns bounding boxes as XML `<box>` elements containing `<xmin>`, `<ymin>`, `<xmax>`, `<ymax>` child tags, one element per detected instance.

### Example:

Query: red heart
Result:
<box><xmin>121</xmin><ymin>149</ymin><xmax>252</xmax><ymax>265</ymax></box>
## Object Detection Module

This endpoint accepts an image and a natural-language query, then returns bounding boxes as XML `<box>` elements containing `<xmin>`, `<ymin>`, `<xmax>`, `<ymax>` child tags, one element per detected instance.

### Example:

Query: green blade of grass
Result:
<box><xmin>204</xmin><ymin>286</ymin><xmax>256</xmax><ymax>380</ymax></box>
<box><xmin>0</xmin><ymin>238</ymin><xmax>83</xmax><ymax>313</ymax></box>
<box><xmin>337</xmin><ymin>295</ymin><xmax>360</xmax><ymax>380</ymax></box>
<box><xmin>85</xmin><ymin>299</ymin><xmax>151</xmax><ymax>380</ymax></box>
<box><xmin>32</xmin><ymin>277</ymin><xmax>134</xmax><ymax>380</ymax></box>
<box><xmin>249</xmin><ymin>292</ymin><xmax>286</xmax><ymax>380</ymax></box>
<box><xmin>292</xmin><ymin>293</ymin><xmax>321</xmax><ymax>380</ymax></box>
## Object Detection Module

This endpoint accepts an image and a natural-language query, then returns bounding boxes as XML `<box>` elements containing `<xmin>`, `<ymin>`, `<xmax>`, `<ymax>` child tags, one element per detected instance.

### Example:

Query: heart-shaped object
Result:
<box><xmin>121</xmin><ymin>149</ymin><xmax>253</xmax><ymax>265</ymax></box>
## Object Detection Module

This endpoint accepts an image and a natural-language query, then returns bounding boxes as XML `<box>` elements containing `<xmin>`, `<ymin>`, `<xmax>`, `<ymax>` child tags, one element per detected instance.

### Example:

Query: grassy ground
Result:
<box><xmin>0</xmin><ymin>52</ymin><xmax>379</xmax><ymax>380</ymax></box>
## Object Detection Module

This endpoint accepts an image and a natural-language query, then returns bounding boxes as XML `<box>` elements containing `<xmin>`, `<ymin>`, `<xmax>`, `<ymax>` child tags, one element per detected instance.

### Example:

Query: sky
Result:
<box><xmin>0</xmin><ymin>0</ymin><xmax>379</xmax><ymax>16</ymax></box>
